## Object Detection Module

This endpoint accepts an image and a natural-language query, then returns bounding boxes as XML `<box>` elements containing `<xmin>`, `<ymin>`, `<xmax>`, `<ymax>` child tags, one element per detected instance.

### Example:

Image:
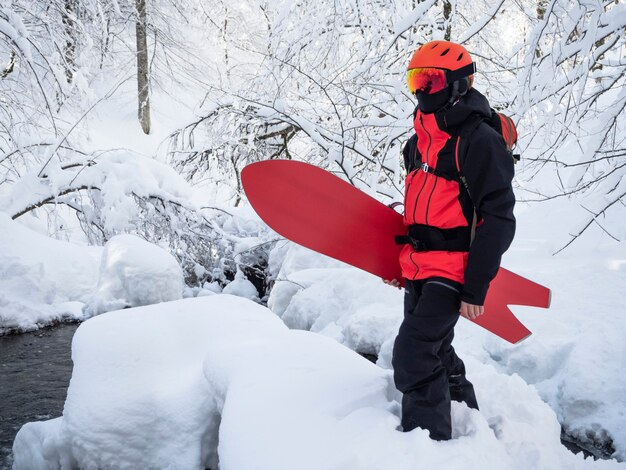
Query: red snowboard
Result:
<box><xmin>242</xmin><ymin>160</ymin><xmax>550</xmax><ymax>344</ymax></box>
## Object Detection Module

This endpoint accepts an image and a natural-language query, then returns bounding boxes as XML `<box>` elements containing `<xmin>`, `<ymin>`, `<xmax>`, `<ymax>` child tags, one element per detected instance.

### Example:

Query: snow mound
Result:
<box><xmin>267</xmin><ymin>239</ymin><xmax>626</xmax><ymax>461</ymax></box>
<box><xmin>267</xmin><ymin>243</ymin><xmax>403</xmax><ymax>353</ymax></box>
<box><xmin>83</xmin><ymin>234</ymin><xmax>183</xmax><ymax>315</ymax></box>
<box><xmin>269</xmin><ymin>267</ymin><xmax>402</xmax><ymax>353</ymax></box>
<box><xmin>12</xmin><ymin>295</ymin><xmax>617</xmax><ymax>469</ymax></box>
<box><xmin>483</xmin><ymin>242</ymin><xmax>626</xmax><ymax>461</ymax></box>
<box><xmin>222</xmin><ymin>270</ymin><xmax>260</xmax><ymax>301</ymax></box>
<box><xmin>0</xmin><ymin>213</ymin><xmax>101</xmax><ymax>334</ymax></box>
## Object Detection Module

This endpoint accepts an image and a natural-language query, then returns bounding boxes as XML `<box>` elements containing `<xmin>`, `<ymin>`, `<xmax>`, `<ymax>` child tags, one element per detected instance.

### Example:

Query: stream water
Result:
<box><xmin>0</xmin><ymin>323</ymin><xmax>78</xmax><ymax>469</ymax></box>
<box><xmin>0</xmin><ymin>323</ymin><xmax>613</xmax><ymax>468</ymax></box>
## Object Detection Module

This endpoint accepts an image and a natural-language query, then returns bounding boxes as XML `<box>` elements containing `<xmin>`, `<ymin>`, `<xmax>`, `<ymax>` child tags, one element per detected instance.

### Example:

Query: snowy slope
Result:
<box><xmin>12</xmin><ymin>295</ymin><xmax>622</xmax><ymax>469</ymax></box>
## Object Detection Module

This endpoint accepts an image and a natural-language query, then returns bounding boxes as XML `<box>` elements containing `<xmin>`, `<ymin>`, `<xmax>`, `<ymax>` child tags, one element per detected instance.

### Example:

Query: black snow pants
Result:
<box><xmin>392</xmin><ymin>277</ymin><xmax>479</xmax><ymax>440</ymax></box>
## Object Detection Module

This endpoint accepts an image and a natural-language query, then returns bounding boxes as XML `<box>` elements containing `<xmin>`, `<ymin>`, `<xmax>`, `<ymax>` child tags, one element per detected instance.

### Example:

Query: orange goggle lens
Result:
<box><xmin>407</xmin><ymin>68</ymin><xmax>447</xmax><ymax>94</ymax></box>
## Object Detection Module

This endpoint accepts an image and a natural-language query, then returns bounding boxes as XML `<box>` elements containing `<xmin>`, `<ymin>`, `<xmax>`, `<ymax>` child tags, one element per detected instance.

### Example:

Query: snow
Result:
<box><xmin>393</xmin><ymin>0</ymin><xmax>438</xmax><ymax>36</ymax></box>
<box><xmin>1</xmin><ymin>150</ymin><xmax>194</xmax><ymax>234</ymax></box>
<box><xmin>12</xmin><ymin>295</ymin><xmax>622</xmax><ymax>470</ymax></box>
<box><xmin>9</xmin><ymin>196</ymin><xmax>623</xmax><ymax>467</ymax></box>
<box><xmin>265</xmin><ymin>197</ymin><xmax>626</xmax><ymax>462</ymax></box>
<box><xmin>0</xmin><ymin>214</ymin><xmax>187</xmax><ymax>334</ymax></box>
<box><xmin>0</xmin><ymin>213</ymin><xmax>101</xmax><ymax>334</ymax></box>
<box><xmin>83</xmin><ymin>234</ymin><xmax>184</xmax><ymax>316</ymax></box>
<box><xmin>269</xmin><ymin>266</ymin><xmax>401</xmax><ymax>353</ymax></box>
<box><xmin>2</xmin><ymin>1</ymin><xmax>625</xmax><ymax>467</ymax></box>
<box><xmin>221</xmin><ymin>270</ymin><xmax>260</xmax><ymax>302</ymax></box>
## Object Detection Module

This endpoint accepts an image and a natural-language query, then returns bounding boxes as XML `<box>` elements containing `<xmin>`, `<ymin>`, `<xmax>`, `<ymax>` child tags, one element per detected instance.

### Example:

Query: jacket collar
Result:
<box><xmin>419</xmin><ymin>88</ymin><xmax>492</xmax><ymax>131</ymax></box>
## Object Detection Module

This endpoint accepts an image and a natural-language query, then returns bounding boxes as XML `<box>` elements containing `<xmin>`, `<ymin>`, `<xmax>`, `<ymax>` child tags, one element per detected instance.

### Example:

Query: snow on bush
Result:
<box><xmin>12</xmin><ymin>295</ymin><xmax>618</xmax><ymax>470</ymax></box>
<box><xmin>0</xmin><ymin>213</ymin><xmax>101</xmax><ymax>334</ymax></box>
<box><xmin>1</xmin><ymin>149</ymin><xmax>262</xmax><ymax>290</ymax></box>
<box><xmin>83</xmin><ymin>234</ymin><xmax>184</xmax><ymax>316</ymax></box>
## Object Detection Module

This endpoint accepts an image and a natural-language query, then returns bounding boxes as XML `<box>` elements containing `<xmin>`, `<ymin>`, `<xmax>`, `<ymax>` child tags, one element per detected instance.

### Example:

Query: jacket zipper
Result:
<box><xmin>416</xmin><ymin>114</ymin><xmax>433</xmax><ymax>223</ymax></box>
<box><xmin>412</xmin><ymin>171</ymin><xmax>428</xmax><ymax>223</ymax></box>
<box><xmin>425</xmin><ymin>175</ymin><xmax>438</xmax><ymax>225</ymax></box>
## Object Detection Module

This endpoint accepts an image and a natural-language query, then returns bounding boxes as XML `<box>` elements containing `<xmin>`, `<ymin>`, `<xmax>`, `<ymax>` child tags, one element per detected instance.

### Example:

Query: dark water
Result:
<box><xmin>0</xmin><ymin>323</ymin><xmax>78</xmax><ymax>469</ymax></box>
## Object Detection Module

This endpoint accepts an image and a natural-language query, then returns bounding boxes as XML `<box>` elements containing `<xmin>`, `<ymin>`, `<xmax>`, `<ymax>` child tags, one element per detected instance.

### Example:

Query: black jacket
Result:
<box><xmin>402</xmin><ymin>89</ymin><xmax>516</xmax><ymax>305</ymax></box>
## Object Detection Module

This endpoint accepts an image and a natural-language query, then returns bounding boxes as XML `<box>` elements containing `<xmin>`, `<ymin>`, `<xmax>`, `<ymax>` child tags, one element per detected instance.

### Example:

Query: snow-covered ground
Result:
<box><xmin>5</xmin><ymin>173</ymin><xmax>625</xmax><ymax>467</ymax></box>
<box><xmin>266</xmin><ymin>196</ymin><xmax>626</xmax><ymax>462</ymax></box>
<box><xmin>11</xmin><ymin>295</ymin><xmax>623</xmax><ymax>469</ymax></box>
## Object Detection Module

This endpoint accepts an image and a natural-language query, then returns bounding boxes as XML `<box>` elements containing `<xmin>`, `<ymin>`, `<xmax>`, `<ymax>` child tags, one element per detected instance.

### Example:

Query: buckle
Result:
<box><xmin>410</xmin><ymin>238</ymin><xmax>428</xmax><ymax>252</ymax></box>
<box><xmin>420</xmin><ymin>162</ymin><xmax>429</xmax><ymax>173</ymax></box>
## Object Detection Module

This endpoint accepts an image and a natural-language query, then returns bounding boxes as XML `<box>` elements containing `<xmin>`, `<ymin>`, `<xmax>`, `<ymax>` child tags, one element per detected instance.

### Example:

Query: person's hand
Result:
<box><xmin>460</xmin><ymin>301</ymin><xmax>484</xmax><ymax>320</ymax></box>
<box><xmin>383</xmin><ymin>279</ymin><xmax>401</xmax><ymax>289</ymax></box>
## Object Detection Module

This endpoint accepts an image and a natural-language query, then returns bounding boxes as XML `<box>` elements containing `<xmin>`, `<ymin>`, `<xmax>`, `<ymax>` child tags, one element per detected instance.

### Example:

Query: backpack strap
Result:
<box><xmin>408</xmin><ymin>134</ymin><xmax>459</xmax><ymax>181</ymax></box>
<box><xmin>454</xmin><ymin>113</ymin><xmax>484</xmax><ymax>192</ymax></box>
<box><xmin>454</xmin><ymin>113</ymin><xmax>484</xmax><ymax>244</ymax></box>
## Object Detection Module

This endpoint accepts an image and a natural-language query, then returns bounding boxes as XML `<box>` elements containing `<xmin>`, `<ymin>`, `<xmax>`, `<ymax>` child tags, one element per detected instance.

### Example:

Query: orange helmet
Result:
<box><xmin>407</xmin><ymin>40</ymin><xmax>475</xmax><ymax>88</ymax></box>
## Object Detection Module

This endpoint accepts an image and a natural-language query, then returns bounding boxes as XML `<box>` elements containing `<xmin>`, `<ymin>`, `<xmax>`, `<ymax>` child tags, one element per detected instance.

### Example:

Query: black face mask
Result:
<box><xmin>415</xmin><ymin>85</ymin><xmax>452</xmax><ymax>114</ymax></box>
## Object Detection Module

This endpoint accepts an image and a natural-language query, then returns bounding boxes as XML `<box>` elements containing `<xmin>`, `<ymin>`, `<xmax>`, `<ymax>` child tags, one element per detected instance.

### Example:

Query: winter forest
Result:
<box><xmin>1</xmin><ymin>0</ymin><xmax>625</xmax><ymax>468</ymax></box>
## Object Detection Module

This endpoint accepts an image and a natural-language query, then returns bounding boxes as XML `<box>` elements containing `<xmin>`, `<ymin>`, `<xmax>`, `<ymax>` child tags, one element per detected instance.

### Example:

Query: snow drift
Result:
<box><xmin>0</xmin><ymin>213</ymin><xmax>101</xmax><ymax>334</ymax></box>
<box><xmin>12</xmin><ymin>295</ymin><xmax>620</xmax><ymax>469</ymax></box>
<box><xmin>83</xmin><ymin>233</ymin><xmax>184</xmax><ymax>315</ymax></box>
<box><xmin>266</xmin><ymin>202</ymin><xmax>626</xmax><ymax>461</ymax></box>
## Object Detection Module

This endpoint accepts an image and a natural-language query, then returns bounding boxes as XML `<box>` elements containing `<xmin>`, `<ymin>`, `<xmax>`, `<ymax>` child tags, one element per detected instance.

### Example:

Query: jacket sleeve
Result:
<box><xmin>460</xmin><ymin>124</ymin><xmax>516</xmax><ymax>305</ymax></box>
<box><xmin>403</xmin><ymin>134</ymin><xmax>418</xmax><ymax>173</ymax></box>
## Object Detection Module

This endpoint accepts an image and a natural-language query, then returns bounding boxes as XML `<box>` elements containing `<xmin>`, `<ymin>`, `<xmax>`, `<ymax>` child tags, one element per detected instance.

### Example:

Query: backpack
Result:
<box><xmin>484</xmin><ymin>110</ymin><xmax>519</xmax><ymax>162</ymax></box>
<box><xmin>455</xmin><ymin>109</ymin><xmax>519</xmax><ymax>195</ymax></box>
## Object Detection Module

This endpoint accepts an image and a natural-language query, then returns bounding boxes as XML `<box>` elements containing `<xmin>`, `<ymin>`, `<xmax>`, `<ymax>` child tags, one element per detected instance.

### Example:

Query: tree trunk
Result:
<box><xmin>62</xmin><ymin>0</ymin><xmax>76</xmax><ymax>83</ymax></box>
<box><xmin>443</xmin><ymin>0</ymin><xmax>452</xmax><ymax>41</ymax></box>
<box><xmin>535</xmin><ymin>0</ymin><xmax>547</xmax><ymax>58</ymax></box>
<box><xmin>223</xmin><ymin>5</ymin><xmax>230</xmax><ymax>83</ymax></box>
<box><xmin>136</xmin><ymin>0</ymin><xmax>151</xmax><ymax>135</ymax></box>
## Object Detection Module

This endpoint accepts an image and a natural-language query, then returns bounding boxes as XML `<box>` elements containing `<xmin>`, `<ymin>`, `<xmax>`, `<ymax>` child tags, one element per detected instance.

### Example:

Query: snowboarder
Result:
<box><xmin>387</xmin><ymin>40</ymin><xmax>516</xmax><ymax>440</ymax></box>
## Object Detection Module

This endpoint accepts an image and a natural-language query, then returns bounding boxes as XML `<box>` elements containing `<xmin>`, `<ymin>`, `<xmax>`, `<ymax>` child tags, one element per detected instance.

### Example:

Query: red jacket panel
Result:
<box><xmin>400</xmin><ymin>89</ymin><xmax>516</xmax><ymax>304</ymax></box>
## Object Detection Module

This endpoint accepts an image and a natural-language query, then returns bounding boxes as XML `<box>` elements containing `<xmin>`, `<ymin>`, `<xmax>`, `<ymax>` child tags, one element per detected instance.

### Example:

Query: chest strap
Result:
<box><xmin>414</xmin><ymin>162</ymin><xmax>458</xmax><ymax>182</ymax></box>
<box><xmin>395</xmin><ymin>224</ymin><xmax>471</xmax><ymax>252</ymax></box>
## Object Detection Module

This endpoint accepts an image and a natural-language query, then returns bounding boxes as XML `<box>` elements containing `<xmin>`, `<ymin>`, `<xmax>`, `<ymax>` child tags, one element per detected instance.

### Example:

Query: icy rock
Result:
<box><xmin>83</xmin><ymin>234</ymin><xmax>183</xmax><ymax>316</ymax></box>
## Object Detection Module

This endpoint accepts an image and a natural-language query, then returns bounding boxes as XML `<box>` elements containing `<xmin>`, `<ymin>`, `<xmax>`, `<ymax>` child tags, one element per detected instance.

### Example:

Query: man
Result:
<box><xmin>388</xmin><ymin>40</ymin><xmax>516</xmax><ymax>440</ymax></box>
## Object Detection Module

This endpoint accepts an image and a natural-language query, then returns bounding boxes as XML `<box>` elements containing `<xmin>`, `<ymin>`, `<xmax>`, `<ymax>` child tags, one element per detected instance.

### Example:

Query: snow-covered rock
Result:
<box><xmin>0</xmin><ymin>213</ymin><xmax>101</xmax><ymax>334</ymax></box>
<box><xmin>12</xmin><ymin>295</ymin><xmax>620</xmax><ymax>469</ymax></box>
<box><xmin>222</xmin><ymin>270</ymin><xmax>260</xmax><ymax>302</ymax></box>
<box><xmin>83</xmin><ymin>234</ymin><xmax>183</xmax><ymax>316</ymax></box>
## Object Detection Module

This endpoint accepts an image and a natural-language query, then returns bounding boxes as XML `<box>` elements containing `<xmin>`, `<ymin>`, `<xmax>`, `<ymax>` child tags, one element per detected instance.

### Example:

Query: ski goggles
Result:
<box><xmin>407</xmin><ymin>63</ymin><xmax>476</xmax><ymax>95</ymax></box>
<box><xmin>407</xmin><ymin>68</ymin><xmax>447</xmax><ymax>95</ymax></box>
